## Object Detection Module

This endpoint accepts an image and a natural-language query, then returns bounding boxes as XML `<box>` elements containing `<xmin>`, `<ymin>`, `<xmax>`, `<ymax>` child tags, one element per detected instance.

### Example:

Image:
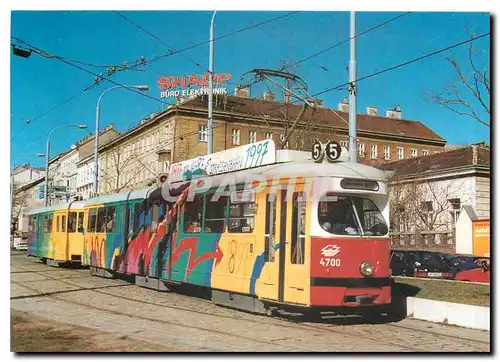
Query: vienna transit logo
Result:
<box><xmin>157</xmin><ymin>73</ymin><xmax>232</xmax><ymax>98</ymax></box>
<box><xmin>320</xmin><ymin>245</ymin><xmax>341</xmax><ymax>258</ymax></box>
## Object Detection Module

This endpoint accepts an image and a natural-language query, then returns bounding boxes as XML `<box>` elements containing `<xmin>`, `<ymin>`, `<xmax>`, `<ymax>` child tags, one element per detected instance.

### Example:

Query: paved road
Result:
<box><xmin>10</xmin><ymin>251</ymin><xmax>490</xmax><ymax>352</ymax></box>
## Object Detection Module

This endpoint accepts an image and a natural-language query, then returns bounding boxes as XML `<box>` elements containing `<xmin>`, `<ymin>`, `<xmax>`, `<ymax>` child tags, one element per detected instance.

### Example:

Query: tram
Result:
<box><xmin>26</xmin><ymin>139</ymin><xmax>393</xmax><ymax>316</ymax></box>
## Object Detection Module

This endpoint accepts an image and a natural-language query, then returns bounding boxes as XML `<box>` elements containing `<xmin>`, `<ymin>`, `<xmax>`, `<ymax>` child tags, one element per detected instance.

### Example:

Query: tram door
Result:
<box><xmin>277</xmin><ymin>189</ymin><xmax>288</xmax><ymax>303</ymax></box>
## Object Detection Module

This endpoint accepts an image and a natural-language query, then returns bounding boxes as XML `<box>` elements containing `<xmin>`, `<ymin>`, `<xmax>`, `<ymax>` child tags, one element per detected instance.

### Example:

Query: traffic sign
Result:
<box><xmin>325</xmin><ymin>140</ymin><xmax>341</xmax><ymax>162</ymax></box>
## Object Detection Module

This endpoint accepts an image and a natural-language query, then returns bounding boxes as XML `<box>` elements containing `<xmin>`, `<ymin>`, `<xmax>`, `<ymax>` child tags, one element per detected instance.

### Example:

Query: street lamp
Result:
<box><xmin>10</xmin><ymin>153</ymin><xmax>45</xmax><ymax>235</ymax></box>
<box><xmin>45</xmin><ymin>124</ymin><xmax>87</xmax><ymax>207</ymax></box>
<box><xmin>207</xmin><ymin>10</ymin><xmax>217</xmax><ymax>155</ymax></box>
<box><xmin>92</xmin><ymin>85</ymin><xmax>149</xmax><ymax>195</ymax></box>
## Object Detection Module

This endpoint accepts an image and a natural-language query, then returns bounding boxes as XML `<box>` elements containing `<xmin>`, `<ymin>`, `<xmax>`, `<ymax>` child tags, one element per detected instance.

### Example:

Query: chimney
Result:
<box><xmin>367</xmin><ymin>106</ymin><xmax>377</xmax><ymax>116</ymax></box>
<box><xmin>314</xmin><ymin>99</ymin><xmax>324</xmax><ymax>107</ymax></box>
<box><xmin>472</xmin><ymin>144</ymin><xmax>478</xmax><ymax>165</ymax></box>
<box><xmin>338</xmin><ymin>97</ymin><xmax>349</xmax><ymax>112</ymax></box>
<box><xmin>386</xmin><ymin>105</ymin><xmax>402</xmax><ymax>119</ymax></box>
<box><xmin>284</xmin><ymin>89</ymin><xmax>291</xmax><ymax>104</ymax></box>
<box><xmin>235</xmin><ymin>85</ymin><xmax>249</xmax><ymax>98</ymax></box>
<box><xmin>263</xmin><ymin>91</ymin><xmax>276</xmax><ymax>102</ymax></box>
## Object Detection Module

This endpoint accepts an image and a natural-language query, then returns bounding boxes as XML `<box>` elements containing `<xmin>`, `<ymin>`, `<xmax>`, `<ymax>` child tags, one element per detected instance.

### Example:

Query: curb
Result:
<box><xmin>406</xmin><ymin>297</ymin><xmax>490</xmax><ymax>331</ymax></box>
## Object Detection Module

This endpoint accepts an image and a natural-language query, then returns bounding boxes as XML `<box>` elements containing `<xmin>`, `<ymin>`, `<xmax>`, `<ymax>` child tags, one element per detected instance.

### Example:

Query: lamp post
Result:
<box><xmin>207</xmin><ymin>10</ymin><xmax>217</xmax><ymax>155</ymax></box>
<box><xmin>45</xmin><ymin>124</ymin><xmax>87</xmax><ymax>207</ymax></box>
<box><xmin>92</xmin><ymin>85</ymin><xmax>149</xmax><ymax>195</ymax></box>
<box><xmin>10</xmin><ymin>153</ymin><xmax>45</xmax><ymax>235</ymax></box>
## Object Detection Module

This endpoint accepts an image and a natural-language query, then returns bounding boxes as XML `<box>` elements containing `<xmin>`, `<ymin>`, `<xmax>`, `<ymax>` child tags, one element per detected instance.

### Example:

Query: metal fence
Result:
<box><xmin>390</xmin><ymin>229</ymin><xmax>456</xmax><ymax>252</ymax></box>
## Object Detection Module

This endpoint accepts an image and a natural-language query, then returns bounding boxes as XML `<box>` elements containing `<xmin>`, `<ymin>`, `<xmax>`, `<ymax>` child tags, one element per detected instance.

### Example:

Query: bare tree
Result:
<box><xmin>389</xmin><ymin>177</ymin><xmax>471</xmax><ymax>233</ymax></box>
<box><xmin>11</xmin><ymin>185</ymin><xmax>30</xmax><ymax>232</ymax></box>
<box><xmin>100</xmin><ymin>148</ymin><xmax>140</xmax><ymax>194</ymax></box>
<box><xmin>428</xmin><ymin>29</ymin><xmax>490</xmax><ymax>127</ymax></box>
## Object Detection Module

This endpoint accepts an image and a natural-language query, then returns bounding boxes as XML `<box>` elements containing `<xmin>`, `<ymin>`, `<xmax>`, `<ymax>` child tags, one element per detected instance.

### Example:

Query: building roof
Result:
<box><xmin>180</xmin><ymin>95</ymin><xmax>446</xmax><ymax>144</ymax></box>
<box><xmin>16</xmin><ymin>176</ymin><xmax>45</xmax><ymax>193</ymax></box>
<box><xmin>379</xmin><ymin>144</ymin><xmax>490</xmax><ymax>179</ymax></box>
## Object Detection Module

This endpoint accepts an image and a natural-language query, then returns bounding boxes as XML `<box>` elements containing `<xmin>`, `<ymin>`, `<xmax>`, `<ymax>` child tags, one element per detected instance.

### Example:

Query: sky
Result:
<box><xmin>10</xmin><ymin>11</ymin><xmax>491</xmax><ymax>169</ymax></box>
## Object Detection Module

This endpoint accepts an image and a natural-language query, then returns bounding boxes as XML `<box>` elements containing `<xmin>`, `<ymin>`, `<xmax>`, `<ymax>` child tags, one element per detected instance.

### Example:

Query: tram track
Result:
<box><xmin>11</xmin><ymin>254</ymin><xmax>489</xmax><ymax>351</ymax></box>
<box><xmin>11</xmin><ymin>278</ymin><xmax>321</xmax><ymax>351</ymax></box>
<box><xmin>12</xmin><ymin>265</ymin><xmax>489</xmax><ymax>351</ymax></box>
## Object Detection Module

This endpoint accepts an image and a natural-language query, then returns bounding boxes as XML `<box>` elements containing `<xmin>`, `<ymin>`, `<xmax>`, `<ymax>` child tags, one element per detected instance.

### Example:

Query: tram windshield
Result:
<box><xmin>318</xmin><ymin>194</ymin><xmax>388</xmax><ymax>236</ymax></box>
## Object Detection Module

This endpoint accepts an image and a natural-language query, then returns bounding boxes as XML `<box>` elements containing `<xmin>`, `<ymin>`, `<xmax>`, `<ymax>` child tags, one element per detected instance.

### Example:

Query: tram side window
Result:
<box><xmin>61</xmin><ymin>215</ymin><xmax>66</xmax><ymax>232</ymax></box>
<box><xmin>151</xmin><ymin>202</ymin><xmax>160</xmax><ymax>233</ymax></box>
<box><xmin>29</xmin><ymin>216</ymin><xmax>37</xmax><ymax>232</ymax></box>
<box><xmin>106</xmin><ymin>206</ymin><xmax>116</xmax><ymax>233</ymax></box>
<box><xmin>184</xmin><ymin>195</ymin><xmax>203</xmax><ymax>233</ymax></box>
<box><xmin>43</xmin><ymin>216</ymin><xmax>48</xmax><ymax>232</ymax></box>
<box><xmin>204</xmin><ymin>194</ymin><xmax>228</xmax><ymax>233</ymax></box>
<box><xmin>78</xmin><ymin>212</ymin><xmax>84</xmax><ymax>232</ymax></box>
<box><xmin>88</xmin><ymin>208</ymin><xmax>97</xmax><ymax>232</ymax></box>
<box><xmin>228</xmin><ymin>190</ymin><xmax>255</xmax><ymax>233</ymax></box>
<box><xmin>133</xmin><ymin>202</ymin><xmax>143</xmax><ymax>233</ymax></box>
<box><xmin>56</xmin><ymin>215</ymin><xmax>60</xmax><ymax>232</ymax></box>
<box><xmin>265</xmin><ymin>194</ymin><xmax>277</xmax><ymax>262</ymax></box>
<box><xmin>96</xmin><ymin>207</ymin><xmax>107</xmax><ymax>233</ymax></box>
<box><xmin>68</xmin><ymin>212</ymin><xmax>77</xmax><ymax>233</ymax></box>
<box><xmin>47</xmin><ymin>214</ymin><xmax>53</xmax><ymax>232</ymax></box>
<box><xmin>291</xmin><ymin>192</ymin><xmax>306</xmax><ymax>264</ymax></box>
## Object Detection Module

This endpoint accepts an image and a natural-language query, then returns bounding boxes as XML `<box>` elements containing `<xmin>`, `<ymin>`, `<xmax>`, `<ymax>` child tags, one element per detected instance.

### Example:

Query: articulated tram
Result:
<box><xmin>26</xmin><ymin>139</ymin><xmax>393</xmax><ymax>316</ymax></box>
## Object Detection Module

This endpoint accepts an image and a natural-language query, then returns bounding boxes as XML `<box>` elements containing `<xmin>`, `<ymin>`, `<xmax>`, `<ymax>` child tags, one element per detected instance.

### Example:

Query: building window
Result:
<box><xmin>248</xmin><ymin>130</ymin><xmax>257</xmax><ymax>144</ymax></box>
<box><xmin>340</xmin><ymin>140</ymin><xmax>348</xmax><ymax>149</ymax></box>
<box><xmin>383</xmin><ymin>145</ymin><xmax>390</xmax><ymax>160</ymax></box>
<box><xmin>358</xmin><ymin>143</ymin><xmax>365</xmax><ymax>158</ymax></box>
<box><xmin>147</xmin><ymin>136</ymin><xmax>152</xmax><ymax>151</ymax></box>
<box><xmin>397</xmin><ymin>147</ymin><xmax>404</xmax><ymax>160</ymax></box>
<box><xmin>410</xmin><ymin>149</ymin><xmax>418</xmax><ymax>158</ymax></box>
<box><xmin>422</xmin><ymin>149</ymin><xmax>429</xmax><ymax>156</ymax></box>
<box><xmin>421</xmin><ymin>201</ymin><xmax>434</xmax><ymax>229</ymax></box>
<box><xmin>265</xmin><ymin>132</ymin><xmax>273</xmax><ymax>140</ymax></box>
<box><xmin>198</xmin><ymin>125</ymin><xmax>208</xmax><ymax>142</ymax></box>
<box><xmin>232</xmin><ymin>129</ymin><xmax>240</xmax><ymax>145</ymax></box>
<box><xmin>448</xmin><ymin>198</ymin><xmax>461</xmax><ymax>227</ymax></box>
<box><xmin>370</xmin><ymin>144</ymin><xmax>377</xmax><ymax>159</ymax></box>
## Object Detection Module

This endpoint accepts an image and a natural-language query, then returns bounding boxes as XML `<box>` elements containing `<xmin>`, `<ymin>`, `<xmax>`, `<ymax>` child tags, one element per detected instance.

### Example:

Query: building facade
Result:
<box><xmin>11</xmin><ymin>163</ymin><xmax>45</xmax><ymax>187</ymax></box>
<box><xmin>91</xmin><ymin>92</ymin><xmax>446</xmax><ymax>196</ymax></box>
<box><xmin>379</xmin><ymin>143</ymin><xmax>490</xmax><ymax>252</ymax></box>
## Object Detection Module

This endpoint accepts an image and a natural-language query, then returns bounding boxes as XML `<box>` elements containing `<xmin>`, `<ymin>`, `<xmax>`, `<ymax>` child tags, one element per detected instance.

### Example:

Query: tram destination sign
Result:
<box><xmin>167</xmin><ymin>139</ymin><xmax>276</xmax><ymax>183</ymax></box>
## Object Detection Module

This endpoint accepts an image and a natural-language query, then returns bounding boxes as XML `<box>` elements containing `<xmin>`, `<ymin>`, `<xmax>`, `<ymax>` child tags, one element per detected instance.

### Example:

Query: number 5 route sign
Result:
<box><xmin>325</xmin><ymin>140</ymin><xmax>341</xmax><ymax>162</ymax></box>
<box><xmin>312</xmin><ymin>140</ymin><xmax>324</xmax><ymax>163</ymax></box>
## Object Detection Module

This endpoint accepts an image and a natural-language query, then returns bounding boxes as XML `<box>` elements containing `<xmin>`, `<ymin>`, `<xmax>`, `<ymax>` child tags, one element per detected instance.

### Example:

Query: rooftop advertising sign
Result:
<box><xmin>167</xmin><ymin>139</ymin><xmax>276</xmax><ymax>183</ymax></box>
<box><xmin>157</xmin><ymin>73</ymin><xmax>232</xmax><ymax>99</ymax></box>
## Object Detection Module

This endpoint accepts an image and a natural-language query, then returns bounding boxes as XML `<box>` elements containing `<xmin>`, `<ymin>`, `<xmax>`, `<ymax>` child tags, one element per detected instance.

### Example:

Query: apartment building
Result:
<box><xmin>75</xmin><ymin>125</ymin><xmax>120</xmax><ymax>199</ymax></box>
<box><xmin>91</xmin><ymin>90</ymin><xmax>446</xmax><ymax>196</ymax></box>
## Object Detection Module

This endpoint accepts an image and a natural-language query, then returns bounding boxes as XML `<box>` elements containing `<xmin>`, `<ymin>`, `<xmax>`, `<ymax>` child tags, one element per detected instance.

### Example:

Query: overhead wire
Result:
<box><xmin>11</xmin><ymin>12</ymin><xmax>298</xmax><ymax>142</ymax></box>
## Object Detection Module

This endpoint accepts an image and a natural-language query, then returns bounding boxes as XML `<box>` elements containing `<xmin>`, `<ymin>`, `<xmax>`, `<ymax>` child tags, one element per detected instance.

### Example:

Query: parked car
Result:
<box><xmin>390</xmin><ymin>249</ymin><xmax>454</xmax><ymax>279</ymax></box>
<box><xmin>446</xmin><ymin>255</ymin><xmax>491</xmax><ymax>283</ymax></box>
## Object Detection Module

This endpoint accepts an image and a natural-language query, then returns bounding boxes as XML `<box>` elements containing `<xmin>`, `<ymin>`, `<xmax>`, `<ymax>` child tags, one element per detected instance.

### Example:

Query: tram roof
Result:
<box><xmin>258</xmin><ymin>160</ymin><xmax>390</xmax><ymax>181</ymax></box>
<box><xmin>171</xmin><ymin>159</ymin><xmax>391</xmax><ymax>188</ymax></box>
<box><xmin>83</xmin><ymin>187</ymin><xmax>153</xmax><ymax>206</ymax></box>
<box><xmin>25</xmin><ymin>200</ymin><xmax>87</xmax><ymax>216</ymax></box>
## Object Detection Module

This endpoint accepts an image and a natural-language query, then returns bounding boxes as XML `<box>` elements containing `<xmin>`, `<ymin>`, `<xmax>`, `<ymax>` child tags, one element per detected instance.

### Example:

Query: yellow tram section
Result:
<box><xmin>210</xmin><ymin>177</ymin><xmax>312</xmax><ymax>306</ymax></box>
<box><xmin>50</xmin><ymin>205</ymin><xmax>85</xmax><ymax>263</ymax></box>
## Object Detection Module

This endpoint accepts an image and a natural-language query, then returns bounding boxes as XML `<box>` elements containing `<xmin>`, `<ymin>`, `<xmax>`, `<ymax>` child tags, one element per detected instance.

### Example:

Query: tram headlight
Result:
<box><xmin>359</xmin><ymin>261</ymin><xmax>374</xmax><ymax>276</ymax></box>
